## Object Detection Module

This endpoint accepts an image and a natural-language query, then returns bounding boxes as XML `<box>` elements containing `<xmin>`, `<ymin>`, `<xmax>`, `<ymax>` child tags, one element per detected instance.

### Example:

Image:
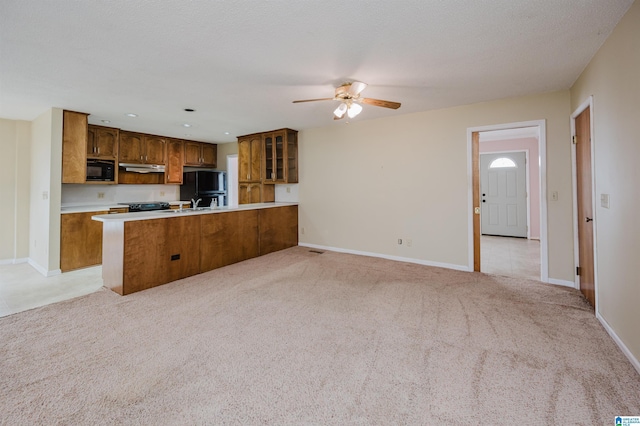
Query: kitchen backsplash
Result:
<box><xmin>275</xmin><ymin>184</ymin><xmax>299</xmax><ymax>202</ymax></box>
<box><xmin>62</xmin><ymin>184</ymin><xmax>180</xmax><ymax>206</ymax></box>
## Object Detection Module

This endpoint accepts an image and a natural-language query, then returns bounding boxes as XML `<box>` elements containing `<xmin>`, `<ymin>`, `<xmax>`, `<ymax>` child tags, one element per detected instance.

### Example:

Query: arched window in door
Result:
<box><xmin>489</xmin><ymin>157</ymin><xmax>517</xmax><ymax>168</ymax></box>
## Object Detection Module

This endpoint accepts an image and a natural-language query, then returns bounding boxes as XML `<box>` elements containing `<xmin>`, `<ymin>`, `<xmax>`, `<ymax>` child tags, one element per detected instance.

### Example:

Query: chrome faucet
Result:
<box><xmin>191</xmin><ymin>198</ymin><xmax>202</xmax><ymax>209</ymax></box>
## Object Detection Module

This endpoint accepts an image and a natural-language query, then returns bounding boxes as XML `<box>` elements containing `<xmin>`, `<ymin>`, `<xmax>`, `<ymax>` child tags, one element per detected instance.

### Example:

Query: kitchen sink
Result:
<box><xmin>160</xmin><ymin>207</ymin><xmax>212</xmax><ymax>213</ymax></box>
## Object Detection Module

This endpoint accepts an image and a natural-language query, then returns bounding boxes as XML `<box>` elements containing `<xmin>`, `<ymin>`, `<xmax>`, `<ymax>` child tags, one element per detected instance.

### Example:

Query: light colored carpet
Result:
<box><xmin>1</xmin><ymin>247</ymin><xmax>638</xmax><ymax>424</ymax></box>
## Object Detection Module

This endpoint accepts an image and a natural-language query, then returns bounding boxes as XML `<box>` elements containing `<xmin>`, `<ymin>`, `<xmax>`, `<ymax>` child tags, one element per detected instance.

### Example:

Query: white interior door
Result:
<box><xmin>480</xmin><ymin>152</ymin><xmax>527</xmax><ymax>237</ymax></box>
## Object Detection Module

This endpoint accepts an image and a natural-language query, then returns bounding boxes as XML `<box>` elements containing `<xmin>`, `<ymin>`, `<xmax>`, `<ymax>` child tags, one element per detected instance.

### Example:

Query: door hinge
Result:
<box><xmin>576</xmin><ymin>266</ymin><xmax>581</xmax><ymax>276</ymax></box>
<box><xmin>572</xmin><ymin>135</ymin><xmax>577</xmax><ymax>144</ymax></box>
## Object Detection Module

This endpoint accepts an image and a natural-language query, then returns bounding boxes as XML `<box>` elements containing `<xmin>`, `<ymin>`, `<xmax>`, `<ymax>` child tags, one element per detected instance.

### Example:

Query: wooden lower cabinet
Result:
<box><xmin>259</xmin><ymin>206</ymin><xmax>299</xmax><ymax>255</ymax></box>
<box><xmin>60</xmin><ymin>211</ymin><xmax>107</xmax><ymax>272</ymax></box>
<box><xmin>122</xmin><ymin>216</ymin><xmax>201</xmax><ymax>295</ymax></box>
<box><xmin>101</xmin><ymin>205</ymin><xmax>297</xmax><ymax>295</ymax></box>
<box><xmin>201</xmin><ymin>210</ymin><xmax>259</xmax><ymax>271</ymax></box>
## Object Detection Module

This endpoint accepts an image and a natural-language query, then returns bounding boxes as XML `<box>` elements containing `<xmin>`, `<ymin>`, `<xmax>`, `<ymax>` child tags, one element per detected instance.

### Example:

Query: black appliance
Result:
<box><xmin>86</xmin><ymin>159</ymin><xmax>115</xmax><ymax>182</ymax></box>
<box><xmin>180</xmin><ymin>171</ymin><xmax>227</xmax><ymax>207</ymax></box>
<box><xmin>118</xmin><ymin>201</ymin><xmax>170</xmax><ymax>212</ymax></box>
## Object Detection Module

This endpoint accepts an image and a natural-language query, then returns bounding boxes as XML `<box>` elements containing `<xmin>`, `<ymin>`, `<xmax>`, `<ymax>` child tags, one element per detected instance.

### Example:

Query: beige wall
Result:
<box><xmin>215</xmin><ymin>142</ymin><xmax>239</xmax><ymax>171</ymax></box>
<box><xmin>28</xmin><ymin>108</ymin><xmax>63</xmax><ymax>275</ymax></box>
<box><xmin>570</xmin><ymin>1</ymin><xmax>640</xmax><ymax>363</ymax></box>
<box><xmin>0</xmin><ymin>118</ymin><xmax>31</xmax><ymax>262</ymax></box>
<box><xmin>299</xmin><ymin>90</ymin><xmax>573</xmax><ymax>279</ymax></box>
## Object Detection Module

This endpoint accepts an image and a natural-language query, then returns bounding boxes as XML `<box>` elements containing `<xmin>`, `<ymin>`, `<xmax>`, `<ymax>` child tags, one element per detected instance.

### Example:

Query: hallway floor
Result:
<box><xmin>0</xmin><ymin>263</ymin><xmax>102</xmax><ymax>318</ymax></box>
<box><xmin>481</xmin><ymin>235</ymin><xmax>541</xmax><ymax>281</ymax></box>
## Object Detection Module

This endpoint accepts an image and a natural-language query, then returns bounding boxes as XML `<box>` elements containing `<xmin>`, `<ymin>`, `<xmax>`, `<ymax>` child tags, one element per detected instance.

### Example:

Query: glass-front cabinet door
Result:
<box><xmin>263</xmin><ymin>134</ymin><xmax>274</xmax><ymax>181</ymax></box>
<box><xmin>262</xmin><ymin>128</ymin><xmax>298</xmax><ymax>184</ymax></box>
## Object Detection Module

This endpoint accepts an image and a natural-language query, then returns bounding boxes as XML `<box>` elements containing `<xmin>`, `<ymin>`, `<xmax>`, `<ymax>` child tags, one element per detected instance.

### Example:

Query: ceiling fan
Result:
<box><xmin>293</xmin><ymin>81</ymin><xmax>401</xmax><ymax>120</ymax></box>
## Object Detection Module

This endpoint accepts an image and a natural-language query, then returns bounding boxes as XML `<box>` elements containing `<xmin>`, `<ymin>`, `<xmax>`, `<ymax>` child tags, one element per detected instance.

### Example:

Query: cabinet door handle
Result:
<box><xmin>145</xmin><ymin>155</ymin><xmax>148</xmax><ymax>162</ymax></box>
<box><xmin>97</xmin><ymin>147</ymin><xmax>100</xmax><ymax>154</ymax></box>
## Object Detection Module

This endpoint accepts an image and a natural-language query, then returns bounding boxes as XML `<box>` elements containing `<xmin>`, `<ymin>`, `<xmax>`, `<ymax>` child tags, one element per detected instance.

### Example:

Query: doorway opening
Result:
<box><xmin>468</xmin><ymin>121</ymin><xmax>549</xmax><ymax>282</ymax></box>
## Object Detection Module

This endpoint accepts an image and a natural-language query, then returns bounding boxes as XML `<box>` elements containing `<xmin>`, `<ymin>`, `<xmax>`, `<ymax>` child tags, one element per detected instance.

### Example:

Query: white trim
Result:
<box><xmin>0</xmin><ymin>257</ymin><xmax>28</xmax><ymax>265</ymax></box>
<box><xmin>479</xmin><ymin>149</ymin><xmax>531</xmax><ymax>239</ymax></box>
<box><xmin>570</xmin><ymin>96</ymin><xmax>599</xmax><ymax>307</ymax></box>
<box><xmin>547</xmin><ymin>278</ymin><xmax>576</xmax><ymax>288</ymax></box>
<box><xmin>299</xmin><ymin>243</ymin><xmax>471</xmax><ymax>272</ymax></box>
<box><xmin>27</xmin><ymin>259</ymin><xmax>61</xmax><ymax>277</ymax></box>
<box><xmin>467</xmin><ymin>120</ymin><xmax>548</xmax><ymax>282</ymax></box>
<box><xmin>597</xmin><ymin>312</ymin><xmax>640</xmax><ymax>375</ymax></box>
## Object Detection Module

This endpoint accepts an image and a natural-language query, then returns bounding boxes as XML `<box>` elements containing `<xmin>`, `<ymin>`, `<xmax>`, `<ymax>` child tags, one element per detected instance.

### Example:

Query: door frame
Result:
<box><xmin>571</xmin><ymin>96</ymin><xmax>599</xmax><ymax>300</ymax></box>
<box><xmin>479</xmin><ymin>149</ymin><xmax>531</xmax><ymax>239</ymax></box>
<box><xmin>467</xmin><ymin>120</ymin><xmax>548</xmax><ymax>282</ymax></box>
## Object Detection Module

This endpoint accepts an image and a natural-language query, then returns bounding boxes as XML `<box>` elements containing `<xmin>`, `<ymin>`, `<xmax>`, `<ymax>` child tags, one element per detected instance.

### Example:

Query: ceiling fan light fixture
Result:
<box><xmin>334</xmin><ymin>103</ymin><xmax>348</xmax><ymax>118</ymax></box>
<box><xmin>347</xmin><ymin>102</ymin><xmax>362</xmax><ymax>118</ymax></box>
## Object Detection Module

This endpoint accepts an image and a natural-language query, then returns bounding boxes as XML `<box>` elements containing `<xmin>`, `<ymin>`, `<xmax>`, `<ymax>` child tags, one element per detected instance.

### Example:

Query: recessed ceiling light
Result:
<box><xmin>125</xmin><ymin>113</ymin><xmax>137</xmax><ymax>118</ymax></box>
<box><xmin>184</xmin><ymin>134</ymin><xmax>191</xmax><ymax>137</ymax></box>
<box><xmin>224</xmin><ymin>132</ymin><xmax>230</xmax><ymax>135</ymax></box>
<box><xmin>182</xmin><ymin>123</ymin><xmax>192</xmax><ymax>128</ymax></box>
<box><xmin>101</xmin><ymin>120</ymin><xmax>111</xmax><ymax>124</ymax></box>
<box><xmin>184</xmin><ymin>108</ymin><xmax>195</xmax><ymax>112</ymax></box>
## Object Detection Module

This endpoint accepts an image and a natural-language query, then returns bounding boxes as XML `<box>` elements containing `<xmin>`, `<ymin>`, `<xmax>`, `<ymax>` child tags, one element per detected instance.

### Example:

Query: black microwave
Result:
<box><xmin>86</xmin><ymin>160</ymin><xmax>115</xmax><ymax>182</ymax></box>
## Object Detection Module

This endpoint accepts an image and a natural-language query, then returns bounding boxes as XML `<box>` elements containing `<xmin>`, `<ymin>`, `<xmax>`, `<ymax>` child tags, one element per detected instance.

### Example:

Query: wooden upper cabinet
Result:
<box><xmin>263</xmin><ymin>128</ymin><xmax>297</xmax><ymax>184</ymax></box>
<box><xmin>62</xmin><ymin>110</ymin><xmax>89</xmax><ymax>184</ymax></box>
<box><xmin>238</xmin><ymin>135</ymin><xmax>262</xmax><ymax>182</ymax></box>
<box><xmin>144</xmin><ymin>135</ymin><xmax>166</xmax><ymax>164</ymax></box>
<box><xmin>165</xmin><ymin>139</ymin><xmax>184</xmax><ymax>184</ymax></box>
<box><xmin>183</xmin><ymin>141</ymin><xmax>217</xmax><ymax>167</ymax></box>
<box><xmin>201</xmin><ymin>143</ymin><xmax>217</xmax><ymax>167</ymax></box>
<box><xmin>119</xmin><ymin>131</ymin><xmax>166</xmax><ymax>164</ymax></box>
<box><xmin>87</xmin><ymin>125</ymin><xmax>118</xmax><ymax>159</ymax></box>
<box><xmin>119</xmin><ymin>131</ymin><xmax>145</xmax><ymax>163</ymax></box>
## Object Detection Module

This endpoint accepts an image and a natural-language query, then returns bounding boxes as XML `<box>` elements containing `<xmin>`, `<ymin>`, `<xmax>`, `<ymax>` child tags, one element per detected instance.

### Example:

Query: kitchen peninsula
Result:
<box><xmin>93</xmin><ymin>203</ymin><xmax>298</xmax><ymax>295</ymax></box>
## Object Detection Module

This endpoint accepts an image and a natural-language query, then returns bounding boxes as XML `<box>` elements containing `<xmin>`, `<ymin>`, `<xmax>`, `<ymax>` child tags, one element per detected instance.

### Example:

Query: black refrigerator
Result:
<box><xmin>180</xmin><ymin>171</ymin><xmax>227</xmax><ymax>207</ymax></box>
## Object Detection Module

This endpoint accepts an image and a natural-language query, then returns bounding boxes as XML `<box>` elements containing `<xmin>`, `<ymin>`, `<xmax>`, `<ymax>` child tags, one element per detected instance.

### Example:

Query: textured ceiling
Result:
<box><xmin>0</xmin><ymin>0</ymin><xmax>634</xmax><ymax>143</ymax></box>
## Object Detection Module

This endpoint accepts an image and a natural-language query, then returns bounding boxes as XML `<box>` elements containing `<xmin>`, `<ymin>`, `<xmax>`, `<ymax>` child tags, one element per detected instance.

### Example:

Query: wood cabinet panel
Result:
<box><xmin>200</xmin><ymin>210</ymin><xmax>259</xmax><ymax>271</ymax></box>
<box><xmin>60</xmin><ymin>211</ymin><xmax>107</xmax><ymax>272</ymax></box>
<box><xmin>184</xmin><ymin>141</ymin><xmax>217</xmax><ymax>167</ymax></box>
<box><xmin>62</xmin><ymin>110</ymin><xmax>88</xmax><ymax>184</ymax></box>
<box><xmin>259</xmin><ymin>205</ymin><xmax>298</xmax><ymax>255</ymax></box>
<box><xmin>201</xmin><ymin>143</ymin><xmax>217</xmax><ymax>167</ymax></box>
<box><xmin>165</xmin><ymin>139</ymin><xmax>184</xmax><ymax>184</ymax></box>
<box><xmin>119</xmin><ymin>131</ymin><xmax>145</xmax><ymax>163</ymax></box>
<box><xmin>238</xmin><ymin>135</ymin><xmax>262</xmax><ymax>182</ymax></box>
<box><xmin>122</xmin><ymin>216</ymin><xmax>200</xmax><ymax>295</ymax></box>
<box><xmin>88</xmin><ymin>125</ymin><xmax>118</xmax><ymax>159</ymax></box>
<box><xmin>144</xmin><ymin>135</ymin><xmax>166</xmax><ymax>164</ymax></box>
<box><xmin>184</xmin><ymin>141</ymin><xmax>201</xmax><ymax>165</ymax></box>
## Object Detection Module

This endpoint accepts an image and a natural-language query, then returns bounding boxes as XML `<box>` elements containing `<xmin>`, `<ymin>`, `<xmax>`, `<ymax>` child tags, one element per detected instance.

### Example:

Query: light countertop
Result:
<box><xmin>61</xmin><ymin>204</ymin><xmax>124</xmax><ymax>214</ymax></box>
<box><xmin>91</xmin><ymin>202</ymin><xmax>298</xmax><ymax>223</ymax></box>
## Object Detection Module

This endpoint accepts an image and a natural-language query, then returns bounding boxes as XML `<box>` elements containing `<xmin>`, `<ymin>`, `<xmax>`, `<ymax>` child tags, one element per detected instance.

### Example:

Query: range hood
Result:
<box><xmin>119</xmin><ymin>163</ymin><xmax>165</xmax><ymax>173</ymax></box>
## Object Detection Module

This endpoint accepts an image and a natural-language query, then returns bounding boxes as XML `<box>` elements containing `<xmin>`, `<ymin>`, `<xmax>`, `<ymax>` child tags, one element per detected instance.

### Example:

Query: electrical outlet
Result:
<box><xmin>160</xmin><ymin>191</ymin><xmax>165</xmax><ymax>197</ymax></box>
<box><xmin>42</xmin><ymin>191</ymin><xmax>48</xmax><ymax>200</ymax></box>
<box><xmin>601</xmin><ymin>193</ymin><xmax>610</xmax><ymax>209</ymax></box>
<box><xmin>551</xmin><ymin>191</ymin><xmax>558</xmax><ymax>201</ymax></box>
<box><xmin>301</xmin><ymin>227</ymin><xmax>305</xmax><ymax>235</ymax></box>
<box><xmin>286</xmin><ymin>187</ymin><xmax>291</xmax><ymax>193</ymax></box>
<box><xmin>398</xmin><ymin>238</ymin><xmax>403</xmax><ymax>245</ymax></box>
<box><xmin>406</xmin><ymin>239</ymin><xmax>412</xmax><ymax>247</ymax></box>
<box><xmin>97</xmin><ymin>192</ymin><xmax>105</xmax><ymax>199</ymax></box>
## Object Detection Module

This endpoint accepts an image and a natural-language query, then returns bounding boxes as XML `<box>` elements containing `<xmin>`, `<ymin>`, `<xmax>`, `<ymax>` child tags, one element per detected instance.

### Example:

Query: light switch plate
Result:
<box><xmin>600</xmin><ymin>193</ymin><xmax>610</xmax><ymax>209</ymax></box>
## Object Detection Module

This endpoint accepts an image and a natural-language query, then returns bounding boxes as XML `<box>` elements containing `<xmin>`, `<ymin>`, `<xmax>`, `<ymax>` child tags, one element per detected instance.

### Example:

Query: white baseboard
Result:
<box><xmin>547</xmin><ymin>278</ymin><xmax>577</xmax><ymax>288</ymax></box>
<box><xmin>597</xmin><ymin>312</ymin><xmax>640</xmax><ymax>375</ymax></box>
<box><xmin>299</xmin><ymin>243</ymin><xmax>471</xmax><ymax>272</ymax></box>
<box><xmin>27</xmin><ymin>259</ymin><xmax>61</xmax><ymax>277</ymax></box>
<box><xmin>0</xmin><ymin>257</ymin><xmax>28</xmax><ymax>265</ymax></box>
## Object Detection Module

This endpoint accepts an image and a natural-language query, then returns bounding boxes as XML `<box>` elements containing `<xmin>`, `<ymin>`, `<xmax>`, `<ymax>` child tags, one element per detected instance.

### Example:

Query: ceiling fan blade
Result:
<box><xmin>292</xmin><ymin>98</ymin><xmax>334</xmax><ymax>103</ymax></box>
<box><xmin>348</xmin><ymin>81</ymin><xmax>367</xmax><ymax>96</ymax></box>
<box><xmin>360</xmin><ymin>98</ymin><xmax>401</xmax><ymax>109</ymax></box>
